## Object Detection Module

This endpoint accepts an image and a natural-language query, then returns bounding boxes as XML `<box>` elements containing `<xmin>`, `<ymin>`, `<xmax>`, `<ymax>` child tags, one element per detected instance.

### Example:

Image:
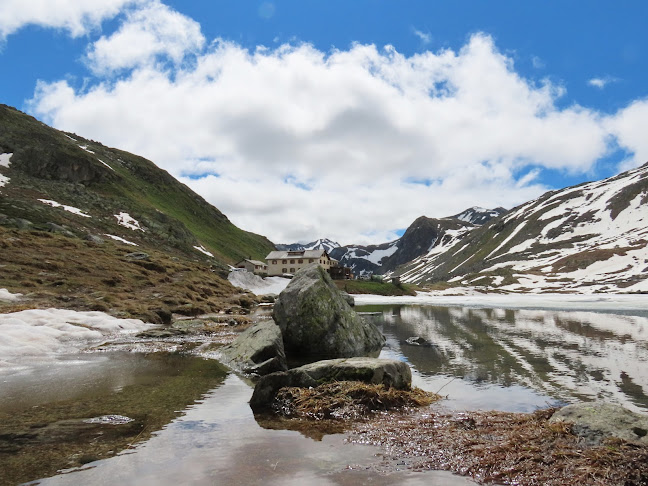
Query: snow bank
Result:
<box><xmin>0</xmin><ymin>152</ymin><xmax>12</xmax><ymax>167</ymax></box>
<box><xmin>38</xmin><ymin>199</ymin><xmax>91</xmax><ymax>218</ymax></box>
<box><xmin>228</xmin><ymin>270</ymin><xmax>290</xmax><ymax>296</ymax></box>
<box><xmin>0</xmin><ymin>174</ymin><xmax>9</xmax><ymax>188</ymax></box>
<box><xmin>115</xmin><ymin>212</ymin><xmax>144</xmax><ymax>231</ymax></box>
<box><xmin>355</xmin><ymin>291</ymin><xmax>648</xmax><ymax>312</ymax></box>
<box><xmin>0</xmin><ymin>289</ymin><xmax>22</xmax><ymax>302</ymax></box>
<box><xmin>104</xmin><ymin>234</ymin><xmax>138</xmax><ymax>246</ymax></box>
<box><xmin>0</xmin><ymin>308</ymin><xmax>152</xmax><ymax>366</ymax></box>
<box><xmin>194</xmin><ymin>245</ymin><xmax>214</xmax><ymax>257</ymax></box>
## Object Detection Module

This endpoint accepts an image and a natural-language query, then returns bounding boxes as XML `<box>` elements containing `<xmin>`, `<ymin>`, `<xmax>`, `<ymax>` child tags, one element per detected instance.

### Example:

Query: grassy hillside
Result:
<box><xmin>0</xmin><ymin>104</ymin><xmax>275</xmax><ymax>264</ymax></box>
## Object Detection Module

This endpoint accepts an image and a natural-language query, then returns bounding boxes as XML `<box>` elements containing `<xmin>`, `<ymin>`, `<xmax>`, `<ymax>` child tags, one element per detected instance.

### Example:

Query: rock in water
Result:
<box><xmin>219</xmin><ymin>321</ymin><xmax>287</xmax><ymax>375</ymax></box>
<box><xmin>250</xmin><ymin>357</ymin><xmax>411</xmax><ymax>411</ymax></box>
<box><xmin>273</xmin><ymin>265</ymin><xmax>385</xmax><ymax>359</ymax></box>
<box><xmin>550</xmin><ymin>402</ymin><xmax>648</xmax><ymax>445</ymax></box>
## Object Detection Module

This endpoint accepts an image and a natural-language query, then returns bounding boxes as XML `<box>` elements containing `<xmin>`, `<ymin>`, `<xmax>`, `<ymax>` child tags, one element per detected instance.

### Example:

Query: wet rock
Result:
<box><xmin>220</xmin><ymin>320</ymin><xmax>287</xmax><ymax>376</ymax></box>
<box><xmin>405</xmin><ymin>336</ymin><xmax>431</xmax><ymax>346</ymax></box>
<box><xmin>136</xmin><ymin>328</ymin><xmax>188</xmax><ymax>338</ymax></box>
<box><xmin>340</xmin><ymin>291</ymin><xmax>355</xmax><ymax>307</ymax></box>
<box><xmin>550</xmin><ymin>402</ymin><xmax>648</xmax><ymax>445</ymax></box>
<box><xmin>273</xmin><ymin>265</ymin><xmax>385</xmax><ymax>360</ymax></box>
<box><xmin>250</xmin><ymin>357</ymin><xmax>411</xmax><ymax>411</ymax></box>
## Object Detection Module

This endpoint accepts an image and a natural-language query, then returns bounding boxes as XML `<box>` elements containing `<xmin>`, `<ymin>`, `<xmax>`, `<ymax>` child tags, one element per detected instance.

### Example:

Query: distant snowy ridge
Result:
<box><xmin>276</xmin><ymin>238</ymin><xmax>340</xmax><ymax>253</ymax></box>
<box><xmin>397</xmin><ymin>162</ymin><xmax>648</xmax><ymax>293</ymax></box>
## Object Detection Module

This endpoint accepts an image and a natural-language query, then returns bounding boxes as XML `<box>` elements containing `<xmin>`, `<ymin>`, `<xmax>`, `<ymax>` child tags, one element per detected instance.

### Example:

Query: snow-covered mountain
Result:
<box><xmin>276</xmin><ymin>238</ymin><xmax>340</xmax><ymax>253</ymax></box>
<box><xmin>451</xmin><ymin>206</ymin><xmax>507</xmax><ymax>225</ymax></box>
<box><xmin>330</xmin><ymin>214</ymin><xmax>485</xmax><ymax>276</ymax></box>
<box><xmin>397</xmin><ymin>162</ymin><xmax>648</xmax><ymax>293</ymax></box>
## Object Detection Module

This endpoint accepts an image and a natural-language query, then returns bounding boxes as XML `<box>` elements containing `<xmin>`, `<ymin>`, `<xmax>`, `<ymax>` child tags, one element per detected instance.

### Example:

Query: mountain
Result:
<box><xmin>0</xmin><ymin>104</ymin><xmax>275</xmax><ymax>321</ymax></box>
<box><xmin>276</xmin><ymin>238</ymin><xmax>340</xmax><ymax>253</ymax></box>
<box><xmin>330</xmin><ymin>209</ymin><xmax>500</xmax><ymax>276</ymax></box>
<box><xmin>451</xmin><ymin>206</ymin><xmax>507</xmax><ymax>225</ymax></box>
<box><xmin>396</xmin><ymin>162</ymin><xmax>648</xmax><ymax>293</ymax></box>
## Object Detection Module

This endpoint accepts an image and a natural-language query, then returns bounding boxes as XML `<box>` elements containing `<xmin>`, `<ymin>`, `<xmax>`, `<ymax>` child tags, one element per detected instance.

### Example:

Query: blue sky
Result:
<box><xmin>1</xmin><ymin>1</ymin><xmax>647</xmax><ymax>244</ymax></box>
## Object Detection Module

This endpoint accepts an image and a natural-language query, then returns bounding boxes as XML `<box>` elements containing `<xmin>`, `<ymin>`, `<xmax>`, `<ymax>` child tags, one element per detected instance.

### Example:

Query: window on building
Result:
<box><xmin>282</xmin><ymin>260</ymin><xmax>287</xmax><ymax>264</ymax></box>
<box><xmin>298</xmin><ymin>259</ymin><xmax>303</xmax><ymax>263</ymax></box>
<box><xmin>309</xmin><ymin>259</ymin><xmax>314</xmax><ymax>263</ymax></box>
<box><xmin>272</xmin><ymin>260</ymin><xmax>277</xmax><ymax>264</ymax></box>
<box><xmin>290</xmin><ymin>268</ymin><xmax>295</xmax><ymax>273</ymax></box>
<box><xmin>282</xmin><ymin>268</ymin><xmax>287</xmax><ymax>273</ymax></box>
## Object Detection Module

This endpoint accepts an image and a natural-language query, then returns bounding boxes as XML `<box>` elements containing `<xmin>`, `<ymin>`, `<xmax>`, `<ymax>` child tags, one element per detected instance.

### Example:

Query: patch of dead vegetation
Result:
<box><xmin>273</xmin><ymin>382</ymin><xmax>440</xmax><ymax>420</ymax></box>
<box><xmin>350</xmin><ymin>407</ymin><xmax>648</xmax><ymax>485</ymax></box>
<box><xmin>0</xmin><ymin>226</ymin><xmax>253</xmax><ymax>323</ymax></box>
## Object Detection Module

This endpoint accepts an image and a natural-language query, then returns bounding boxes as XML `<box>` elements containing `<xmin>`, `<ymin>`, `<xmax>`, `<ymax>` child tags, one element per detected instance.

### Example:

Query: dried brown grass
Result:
<box><xmin>273</xmin><ymin>381</ymin><xmax>440</xmax><ymax>420</ymax></box>
<box><xmin>351</xmin><ymin>407</ymin><xmax>648</xmax><ymax>485</ymax></box>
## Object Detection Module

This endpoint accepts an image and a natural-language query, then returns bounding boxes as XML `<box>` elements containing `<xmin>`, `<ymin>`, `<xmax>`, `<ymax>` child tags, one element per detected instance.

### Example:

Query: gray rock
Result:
<box><xmin>220</xmin><ymin>321</ymin><xmax>287</xmax><ymax>376</ymax></box>
<box><xmin>250</xmin><ymin>357</ymin><xmax>412</xmax><ymax>411</ymax></box>
<box><xmin>339</xmin><ymin>291</ymin><xmax>355</xmax><ymax>307</ymax></box>
<box><xmin>550</xmin><ymin>402</ymin><xmax>648</xmax><ymax>445</ymax></box>
<box><xmin>124</xmin><ymin>251</ymin><xmax>150</xmax><ymax>260</ymax></box>
<box><xmin>84</xmin><ymin>234</ymin><xmax>105</xmax><ymax>244</ymax></box>
<box><xmin>45</xmin><ymin>222</ymin><xmax>75</xmax><ymax>237</ymax></box>
<box><xmin>273</xmin><ymin>265</ymin><xmax>385</xmax><ymax>360</ymax></box>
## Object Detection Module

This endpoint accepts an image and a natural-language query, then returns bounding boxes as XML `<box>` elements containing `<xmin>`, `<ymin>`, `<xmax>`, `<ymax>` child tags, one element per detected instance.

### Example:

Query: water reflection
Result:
<box><xmin>363</xmin><ymin>305</ymin><xmax>648</xmax><ymax>413</ymax></box>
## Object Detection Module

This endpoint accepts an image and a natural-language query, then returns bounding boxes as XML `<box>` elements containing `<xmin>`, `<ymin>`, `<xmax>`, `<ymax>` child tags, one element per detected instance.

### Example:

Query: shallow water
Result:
<box><xmin>364</xmin><ymin>304</ymin><xmax>648</xmax><ymax>413</ymax></box>
<box><xmin>3</xmin><ymin>304</ymin><xmax>647</xmax><ymax>485</ymax></box>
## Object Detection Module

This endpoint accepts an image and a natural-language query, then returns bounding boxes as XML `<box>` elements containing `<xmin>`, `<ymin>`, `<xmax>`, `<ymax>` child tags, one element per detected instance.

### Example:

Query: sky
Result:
<box><xmin>2</xmin><ymin>1</ymin><xmax>648</xmax><ymax>246</ymax></box>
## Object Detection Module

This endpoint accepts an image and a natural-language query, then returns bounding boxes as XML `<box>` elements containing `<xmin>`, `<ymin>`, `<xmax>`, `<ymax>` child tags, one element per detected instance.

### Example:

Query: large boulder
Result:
<box><xmin>273</xmin><ymin>265</ymin><xmax>385</xmax><ymax>359</ymax></box>
<box><xmin>250</xmin><ymin>357</ymin><xmax>411</xmax><ymax>411</ymax></box>
<box><xmin>219</xmin><ymin>321</ymin><xmax>287</xmax><ymax>375</ymax></box>
<box><xmin>550</xmin><ymin>402</ymin><xmax>648</xmax><ymax>445</ymax></box>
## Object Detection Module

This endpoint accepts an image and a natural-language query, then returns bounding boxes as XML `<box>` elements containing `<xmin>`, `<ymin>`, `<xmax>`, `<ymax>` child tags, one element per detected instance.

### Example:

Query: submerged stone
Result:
<box><xmin>273</xmin><ymin>265</ymin><xmax>385</xmax><ymax>360</ymax></box>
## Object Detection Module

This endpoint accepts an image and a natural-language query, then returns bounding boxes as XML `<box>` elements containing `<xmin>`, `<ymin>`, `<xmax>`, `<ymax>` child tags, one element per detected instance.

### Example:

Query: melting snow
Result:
<box><xmin>0</xmin><ymin>308</ymin><xmax>152</xmax><ymax>366</ymax></box>
<box><xmin>104</xmin><ymin>234</ymin><xmax>138</xmax><ymax>246</ymax></box>
<box><xmin>115</xmin><ymin>212</ymin><xmax>144</xmax><ymax>231</ymax></box>
<box><xmin>194</xmin><ymin>245</ymin><xmax>214</xmax><ymax>257</ymax></box>
<box><xmin>365</xmin><ymin>243</ymin><xmax>398</xmax><ymax>265</ymax></box>
<box><xmin>78</xmin><ymin>144</ymin><xmax>95</xmax><ymax>154</ymax></box>
<box><xmin>228</xmin><ymin>270</ymin><xmax>290</xmax><ymax>296</ymax></box>
<box><xmin>0</xmin><ymin>152</ymin><xmax>12</xmax><ymax>168</ymax></box>
<box><xmin>0</xmin><ymin>174</ymin><xmax>9</xmax><ymax>188</ymax></box>
<box><xmin>0</xmin><ymin>289</ymin><xmax>22</xmax><ymax>302</ymax></box>
<box><xmin>98</xmin><ymin>159</ymin><xmax>115</xmax><ymax>171</ymax></box>
<box><xmin>38</xmin><ymin>199</ymin><xmax>91</xmax><ymax>218</ymax></box>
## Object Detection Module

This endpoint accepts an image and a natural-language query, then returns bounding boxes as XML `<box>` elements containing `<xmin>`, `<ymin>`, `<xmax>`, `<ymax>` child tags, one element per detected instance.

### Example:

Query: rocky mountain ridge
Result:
<box><xmin>396</xmin><ymin>162</ymin><xmax>648</xmax><ymax>293</ymax></box>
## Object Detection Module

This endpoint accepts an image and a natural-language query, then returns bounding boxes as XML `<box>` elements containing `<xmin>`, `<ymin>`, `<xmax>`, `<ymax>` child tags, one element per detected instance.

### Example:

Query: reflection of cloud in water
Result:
<box><xmin>375</xmin><ymin>306</ymin><xmax>648</xmax><ymax>413</ymax></box>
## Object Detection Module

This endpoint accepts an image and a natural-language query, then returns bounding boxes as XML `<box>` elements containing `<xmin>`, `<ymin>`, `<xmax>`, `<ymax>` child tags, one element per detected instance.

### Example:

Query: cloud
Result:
<box><xmin>0</xmin><ymin>0</ymin><xmax>142</xmax><ymax>40</ymax></box>
<box><xmin>607</xmin><ymin>99</ymin><xmax>648</xmax><ymax>170</ymax></box>
<box><xmin>258</xmin><ymin>2</ymin><xmax>275</xmax><ymax>20</ymax></box>
<box><xmin>412</xmin><ymin>28</ymin><xmax>432</xmax><ymax>45</ymax></box>
<box><xmin>531</xmin><ymin>56</ymin><xmax>545</xmax><ymax>69</ymax></box>
<box><xmin>85</xmin><ymin>2</ymin><xmax>205</xmax><ymax>74</ymax></box>
<box><xmin>588</xmin><ymin>76</ymin><xmax>619</xmax><ymax>89</ymax></box>
<box><xmin>29</xmin><ymin>29</ymin><xmax>627</xmax><ymax>245</ymax></box>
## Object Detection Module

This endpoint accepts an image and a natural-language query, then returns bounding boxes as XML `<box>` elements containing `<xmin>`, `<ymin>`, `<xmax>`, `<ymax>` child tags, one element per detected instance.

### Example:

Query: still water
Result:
<box><xmin>3</xmin><ymin>304</ymin><xmax>647</xmax><ymax>485</ymax></box>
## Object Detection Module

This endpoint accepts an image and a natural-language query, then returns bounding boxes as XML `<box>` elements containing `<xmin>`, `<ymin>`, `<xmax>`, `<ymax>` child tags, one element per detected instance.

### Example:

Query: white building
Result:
<box><xmin>234</xmin><ymin>259</ymin><xmax>268</xmax><ymax>275</ymax></box>
<box><xmin>265</xmin><ymin>249</ymin><xmax>337</xmax><ymax>277</ymax></box>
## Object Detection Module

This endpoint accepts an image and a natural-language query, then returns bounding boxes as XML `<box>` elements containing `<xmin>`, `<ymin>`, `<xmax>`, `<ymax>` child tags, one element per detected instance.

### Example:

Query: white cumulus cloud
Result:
<box><xmin>85</xmin><ymin>1</ymin><xmax>205</xmax><ymax>74</ymax></box>
<box><xmin>28</xmin><ymin>26</ymin><xmax>639</xmax><ymax>245</ymax></box>
<box><xmin>0</xmin><ymin>0</ymin><xmax>143</xmax><ymax>40</ymax></box>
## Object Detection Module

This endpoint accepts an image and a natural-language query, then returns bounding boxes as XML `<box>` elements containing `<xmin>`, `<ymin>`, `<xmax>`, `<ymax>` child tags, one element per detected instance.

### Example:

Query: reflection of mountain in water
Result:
<box><xmin>368</xmin><ymin>306</ymin><xmax>648</xmax><ymax>412</ymax></box>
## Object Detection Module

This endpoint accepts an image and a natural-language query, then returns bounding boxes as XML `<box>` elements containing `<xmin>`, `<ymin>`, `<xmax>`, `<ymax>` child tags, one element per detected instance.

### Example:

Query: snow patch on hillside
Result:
<box><xmin>228</xmin><ymin>270</ymin><xmax>289</xmax><ymax>295</ymax></box>
<box><xmin>365</xmin><ymin>243</ymin><xmax>398</xmax><ymax>264</ymax></box>
<box><xmin>0</xmin><ymin>174</ymin><xmax>9</xmax><ymax>188</ymax></box>
<box><xmin>0</xmin><ymin>152</ymin><xmax>12</xmax><ymax>167</ymax></box>
<box><xmin>38</xmin><ymin>199</ymin><xmax>91</xmax><ymax>218</ymax></box>
<box><xmin>0</xmin><ymin>309</ymin><xmax>152</xmax><ymax>367</ymax></box>
<box><xmin>194</xmin><ymin>245</ymin><xmax>214</xmax><ymax>257</ymax></box>
<box><xmin>104</xmin><ymin>234</ymin><xmax>138</xmax><ymax>246</ymax></box>
<box><xmin>0</xmin><ymin>289</ymin><xmax>22</xmax><ymax>302</ymax></box>
<box><xmin>98</xmin><ymin>158</ymin><xmax>115</xmax><ymax>171</ymax></box>
<box><xmin>115</xmin><ymin>212</ymin><xmax>144</xmax><ymax>231</ymax></box>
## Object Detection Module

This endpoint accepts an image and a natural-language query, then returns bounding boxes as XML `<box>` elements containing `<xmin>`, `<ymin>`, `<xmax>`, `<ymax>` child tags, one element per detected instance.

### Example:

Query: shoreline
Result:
<box><xmin>355</xmin><ymin>291</ymin><xmax>648</xmax><ymax>313</ymax></box>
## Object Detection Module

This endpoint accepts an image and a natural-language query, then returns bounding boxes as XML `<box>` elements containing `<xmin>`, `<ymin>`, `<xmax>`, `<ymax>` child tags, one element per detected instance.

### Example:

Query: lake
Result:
<box><xmin>2</xmin><ymin>303</ymin><xmax>647</xmax><ymax>485</ymax></box>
